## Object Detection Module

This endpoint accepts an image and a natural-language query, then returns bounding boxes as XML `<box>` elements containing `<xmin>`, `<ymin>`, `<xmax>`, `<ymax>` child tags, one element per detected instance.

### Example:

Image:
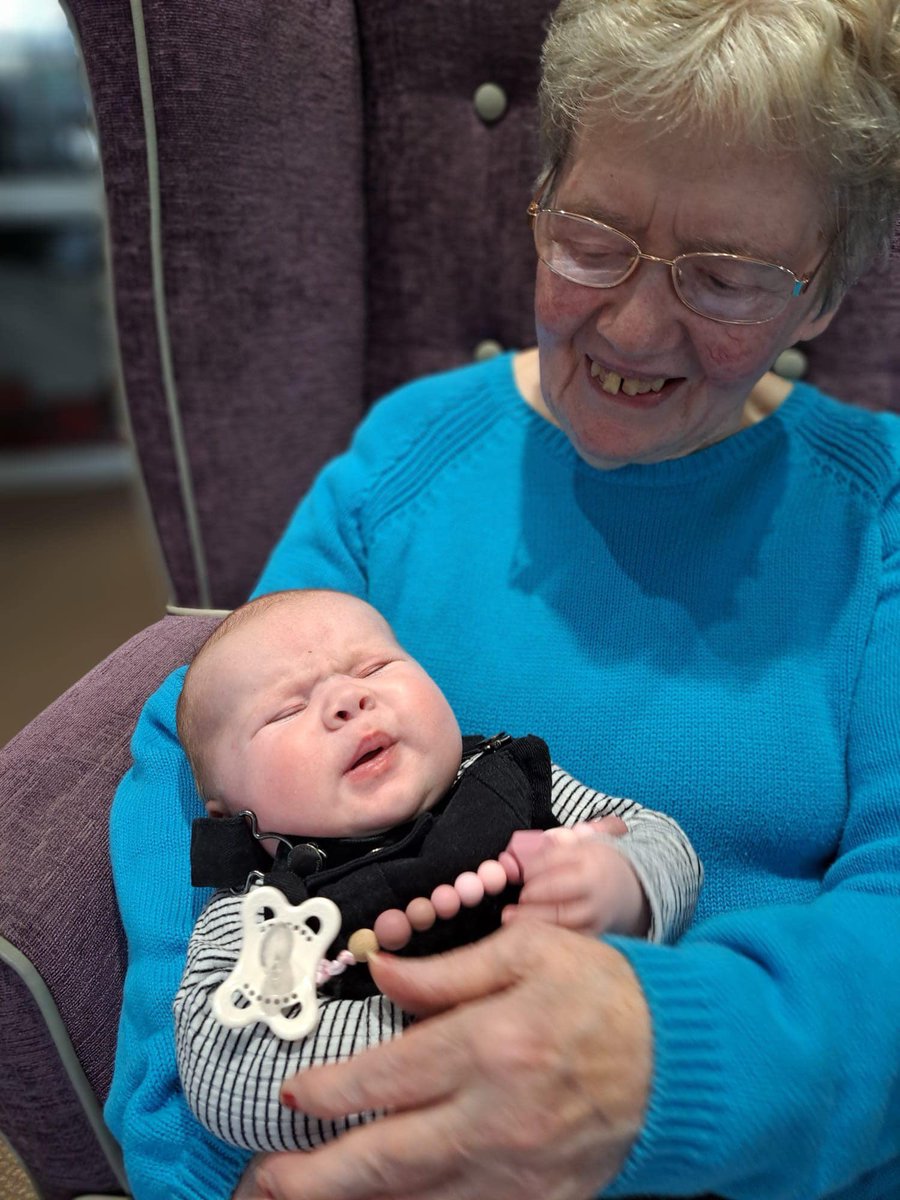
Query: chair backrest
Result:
<box><xmin>1</xmin><ymin>2</ymin><xmax>897</xmax><ymax>1197</ymax></box>
<box><xmin>76</xmin><ymin>0</ymin><xmax>553</xmax><ymax>610</ymax></box>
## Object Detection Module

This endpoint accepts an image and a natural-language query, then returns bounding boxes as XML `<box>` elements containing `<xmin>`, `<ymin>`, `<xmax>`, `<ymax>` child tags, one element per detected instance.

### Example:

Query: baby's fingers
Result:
<box><xmin>517</xmin><ymin>856</ymin><xmax>590</xmax><ymax>905</ymax></box>
<box><xmin>501</xmin><ymin>899</ymin><xmax>595</xmax><ymax>933</ymax></box>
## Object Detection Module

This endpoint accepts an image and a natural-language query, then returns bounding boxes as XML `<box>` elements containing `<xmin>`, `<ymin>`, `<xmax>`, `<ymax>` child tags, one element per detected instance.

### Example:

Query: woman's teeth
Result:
<box><xmin>590</xmin><ymin>361</ymin><xmax>666</xmax><ymax>396</ymax></box>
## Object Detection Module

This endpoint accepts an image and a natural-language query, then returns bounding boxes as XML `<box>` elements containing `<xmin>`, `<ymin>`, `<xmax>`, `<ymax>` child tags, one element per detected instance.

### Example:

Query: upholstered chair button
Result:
<box><xmin>773</xmin><ymin>347</ymin><xmax>808</xmax><ymax>379</ymax></box>
<box><xmin>473</xmin><ymin>82</ymin><xmax>508</xmax><ymax>123</ymax></box>
<box><xmin>473</xmin><ymin>339</ymin><xmax>503</xmax><ymax>361</ymax></box>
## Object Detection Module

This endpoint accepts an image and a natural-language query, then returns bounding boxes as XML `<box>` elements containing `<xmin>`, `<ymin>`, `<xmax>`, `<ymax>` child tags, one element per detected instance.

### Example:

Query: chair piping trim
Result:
<box><xmin>0</xmin><ymin>936</ymin><xmax>130</xmax><ymax>1193</ymax></box>
<box><xmin>129</xmin><ymin>0</ymin><xmax>212</xmax><ymax>608</ymax></box>
<box><xmin>58</xmin><ymin>1</ymin><xmax>175</xmax><ymax>610</ymax></box>
<box><xmin>166</xmin><ymin>604</ymin><xmax>232</xmax><ymax>617</ymax></box>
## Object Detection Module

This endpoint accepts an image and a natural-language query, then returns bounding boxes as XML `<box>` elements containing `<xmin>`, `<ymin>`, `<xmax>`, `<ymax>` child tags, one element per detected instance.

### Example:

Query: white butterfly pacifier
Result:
<box><xmin>213</xmin><ymin>886</ymin><xmax>342</xmax><ymax>1041</ymax></box>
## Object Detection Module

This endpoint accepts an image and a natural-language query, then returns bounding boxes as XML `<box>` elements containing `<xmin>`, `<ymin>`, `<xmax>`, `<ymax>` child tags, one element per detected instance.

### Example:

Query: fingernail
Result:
<box><xmin>280</xmin><ymin>1088</ymin><xmax>298</xmax><ymax>1110</ymax></box>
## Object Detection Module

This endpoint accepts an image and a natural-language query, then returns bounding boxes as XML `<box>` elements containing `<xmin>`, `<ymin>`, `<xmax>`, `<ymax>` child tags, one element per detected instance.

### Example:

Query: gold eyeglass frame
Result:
<box><xmin>527</xmin><ymin>174</ymin><xmax>826</xmax><ymax>326</ymax></box>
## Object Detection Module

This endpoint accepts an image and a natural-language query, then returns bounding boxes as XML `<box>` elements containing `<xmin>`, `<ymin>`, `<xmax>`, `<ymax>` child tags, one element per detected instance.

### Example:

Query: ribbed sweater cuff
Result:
<box><xmin>180</xmin><ymin>1144</ymin><xmax>251</xmax><ymax>1200</ymax></box>
<box><xmin>601</xmin><ymin>936</ymin><xmax>723</xmax><ymax>1197</ymax></box>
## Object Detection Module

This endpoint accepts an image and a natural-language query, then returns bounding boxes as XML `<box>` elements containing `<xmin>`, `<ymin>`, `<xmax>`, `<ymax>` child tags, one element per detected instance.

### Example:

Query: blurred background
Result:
<box><xmin>0</xmin><ymin>0</ymin><xmax>169</xmax><ymax>750</ymax></box>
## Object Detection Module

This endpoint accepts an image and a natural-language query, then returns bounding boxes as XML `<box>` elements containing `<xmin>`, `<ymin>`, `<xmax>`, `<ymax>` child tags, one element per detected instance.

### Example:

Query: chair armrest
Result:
<box><xmin>0</xmin><ymin>614</ymin><xmax>218</xmax><ymax>1200</ymax></box>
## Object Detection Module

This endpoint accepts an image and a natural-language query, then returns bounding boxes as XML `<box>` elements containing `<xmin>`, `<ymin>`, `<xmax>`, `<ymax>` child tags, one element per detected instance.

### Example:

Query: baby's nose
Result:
<box><xmin>324</xmin><ymin>681</ymin><xmax>375</xmax><ymax>726</ymax></box>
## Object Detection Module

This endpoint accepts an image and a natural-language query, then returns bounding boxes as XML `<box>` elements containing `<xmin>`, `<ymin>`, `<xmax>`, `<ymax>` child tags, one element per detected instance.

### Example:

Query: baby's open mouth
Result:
<box><xmin>351</xmin><ymin>746</ymin><xmax>385</xmax><ymax>769</ymax></box>
<box><xmin>346</xmin><ymin>736</ymin><xmax>395</xmax><ymax>775</ymax></box>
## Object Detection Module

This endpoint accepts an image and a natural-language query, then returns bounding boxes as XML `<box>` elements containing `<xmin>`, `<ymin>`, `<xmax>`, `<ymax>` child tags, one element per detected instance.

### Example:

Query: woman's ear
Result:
<box><xmin>793</xmin><ymin>294</ymin><xmax>842</xmax><ymax>345</ymax></box>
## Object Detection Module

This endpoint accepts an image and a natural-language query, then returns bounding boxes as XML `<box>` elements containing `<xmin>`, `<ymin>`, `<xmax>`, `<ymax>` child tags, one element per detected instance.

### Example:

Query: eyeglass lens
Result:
<box><xmin>535</xmin><ymin>210</ymin><xmax>795</xmax><ymax>323</ymax></box>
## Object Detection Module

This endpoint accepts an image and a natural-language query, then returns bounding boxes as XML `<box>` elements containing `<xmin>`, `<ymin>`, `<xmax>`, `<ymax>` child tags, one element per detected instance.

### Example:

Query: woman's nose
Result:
<box><xmin>322</xmin><ymin>680</ymin><xmax>375</xmax><ymax>728</ymax></box>
<box><xmin>595</xmin><ymin>259</ymin><xmax>683</xmax><ymax>355</ymax></box>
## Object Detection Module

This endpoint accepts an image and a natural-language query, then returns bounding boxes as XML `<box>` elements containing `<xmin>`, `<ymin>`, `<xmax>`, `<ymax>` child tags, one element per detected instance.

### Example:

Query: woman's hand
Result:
<box><xmin>238</xmin><ymin>921</ymin><xmax>652</xmax><ymax>1200</ymax></box>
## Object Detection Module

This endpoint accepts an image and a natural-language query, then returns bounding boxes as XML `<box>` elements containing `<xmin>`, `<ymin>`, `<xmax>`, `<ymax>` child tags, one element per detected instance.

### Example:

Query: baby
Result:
<box><xmin>174</xmin><ymin>588</ymin><xmax>702</xmax><ymax>1151</ymax></box>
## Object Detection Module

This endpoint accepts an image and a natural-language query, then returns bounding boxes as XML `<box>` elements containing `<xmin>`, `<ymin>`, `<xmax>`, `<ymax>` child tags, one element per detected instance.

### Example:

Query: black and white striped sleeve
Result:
<box><xmin>174</xmin><ymin>890</ymin><xmax>411</xmax><ymax>1152</ymax></box>
<box><xmin>549</xmin><ymin>764</ymin><xmax>703</xmax><ymax>944</ymax></box>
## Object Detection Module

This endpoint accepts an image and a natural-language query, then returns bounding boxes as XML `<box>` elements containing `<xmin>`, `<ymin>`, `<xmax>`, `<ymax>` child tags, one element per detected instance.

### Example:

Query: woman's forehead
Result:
<box><xmin>559</xmin><ymin>115</ymin><xmax>826</xmax><ymax>260</ymax></box>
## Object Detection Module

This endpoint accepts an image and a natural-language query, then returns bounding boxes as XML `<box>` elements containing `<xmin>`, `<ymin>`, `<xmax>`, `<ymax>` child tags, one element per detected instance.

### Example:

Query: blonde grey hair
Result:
<box><xmin>539</xmin><ymin>0</ymin><xmax>900</xmax><ymax>309</ymax></box>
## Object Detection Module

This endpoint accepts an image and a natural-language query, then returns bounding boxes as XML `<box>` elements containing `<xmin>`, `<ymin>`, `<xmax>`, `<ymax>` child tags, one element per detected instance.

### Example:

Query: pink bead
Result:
<box><xmin>498</xmin><ymin>850</ymin><xmax>522</xmax><ymax>885</ymax></box>
<box><xmin>477</xmin><ymin>859</ymin><xmax>508</xmax><ymax>895</ymax></box>
<box><xmin>373</xmin><ymin>908</ymin><xmax>412</xmax><ymax>951</ymax></box>
<box><xmin>406</xmin><ymin>896</ymin><xmax>437</xmax><ymax>931</ymax></box>
<box><xmin>431</xmin><ymin>883</ymin><xmax>462</xmax><ymax>920</ymax></box>
<box><xmin>454</xmin><ymin>871</ymin><xmax>485</xmax><ymax>907</ymax></box>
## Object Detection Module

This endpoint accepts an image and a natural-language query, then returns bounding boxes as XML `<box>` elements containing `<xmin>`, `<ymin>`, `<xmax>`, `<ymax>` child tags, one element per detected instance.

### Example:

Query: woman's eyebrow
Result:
<box><xmin>688</xmin><ymin>232</ymin><xmax>784</xmax><ymax>261</ymax></box>
<box><xmin>557</xmin><ymin>195</ymin><xmax>635</xmax><ymax>230</ymax></box>
<box><xmin>559</xmin><ymin>196</ymin><xmax>784</xmax><ymax>262</ymax></box>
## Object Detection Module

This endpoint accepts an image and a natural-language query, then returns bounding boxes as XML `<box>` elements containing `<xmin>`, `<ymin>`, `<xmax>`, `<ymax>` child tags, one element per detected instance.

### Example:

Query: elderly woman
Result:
<box><xmin>106</xmin><ymin>2</ymin><xmax>900</xmax><ymax>1198</ymax></box>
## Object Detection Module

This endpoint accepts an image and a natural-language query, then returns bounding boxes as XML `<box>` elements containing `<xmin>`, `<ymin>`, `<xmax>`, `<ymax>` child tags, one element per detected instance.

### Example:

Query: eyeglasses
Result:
<box><xmin>527</xmin><ymin>182</ymin><xmax>825</xmax><ymax>326</ymax></box>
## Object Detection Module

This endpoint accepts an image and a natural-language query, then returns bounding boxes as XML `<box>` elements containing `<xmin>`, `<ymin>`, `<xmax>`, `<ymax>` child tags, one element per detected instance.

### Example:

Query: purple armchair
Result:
<box><xmin>0</xmin><ymin>2</ymin><xmax>897</xmax><ymax>1197</ymax></box>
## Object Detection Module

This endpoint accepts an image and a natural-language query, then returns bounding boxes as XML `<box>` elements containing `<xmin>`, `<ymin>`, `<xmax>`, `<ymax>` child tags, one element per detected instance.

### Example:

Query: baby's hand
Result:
<box><xmin>501</xmin><ymin>820</ymin><xmax>650</xmax><ymax>938</ymax></box>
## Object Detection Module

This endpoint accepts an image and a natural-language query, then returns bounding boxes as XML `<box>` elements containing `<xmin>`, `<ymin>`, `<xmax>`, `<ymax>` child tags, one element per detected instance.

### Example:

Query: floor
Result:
<box><xmin>0</xmin><ymin>1130</ymin><xmax>36</xmax><ymax>1200</ymax></box>
<box><xmin>0</xmin><ymin>477</ymin><xmax>170</xmax><ymax>747</ymax></box>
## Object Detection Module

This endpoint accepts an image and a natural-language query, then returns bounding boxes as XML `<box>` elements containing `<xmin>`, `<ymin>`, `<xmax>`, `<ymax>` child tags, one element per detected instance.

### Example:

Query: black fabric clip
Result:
<box><xmin>478</xmin><ymin>732</ymin><xmax>512</xmax><ymax>753</ymax></box>
<box><xmin>190</xmin><ymin>815</ymin><xmax>270</xmax><ymax>889</ymax></box>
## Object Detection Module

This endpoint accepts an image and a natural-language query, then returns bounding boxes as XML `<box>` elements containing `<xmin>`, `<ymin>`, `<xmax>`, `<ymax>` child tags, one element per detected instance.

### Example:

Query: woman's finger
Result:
<box><xmin>365</xmin><ymin>919</ymin><xmax>543</xmax><ymax>1015</ymax></box>
<box><xmin>281</xmin><ymin>1003</ymin><xmax>468</xmax><ymax>1115</ymax></box>
<box><xmin>254</xmin><ymin>1107</ymin><xmax>464</xmax><ymax>1200</ymax></box>
<box><xmin>280</xmin><ymin>928</ymin><xmax>554</xmax><ymax>1117</ymax></box>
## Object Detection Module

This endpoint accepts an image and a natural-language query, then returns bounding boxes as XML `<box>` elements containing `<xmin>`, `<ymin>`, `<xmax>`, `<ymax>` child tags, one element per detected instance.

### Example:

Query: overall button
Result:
<box><xmin>473</xmin><ymin>82</ymin><xmax>508</xmax><ymax>123</ymax></box>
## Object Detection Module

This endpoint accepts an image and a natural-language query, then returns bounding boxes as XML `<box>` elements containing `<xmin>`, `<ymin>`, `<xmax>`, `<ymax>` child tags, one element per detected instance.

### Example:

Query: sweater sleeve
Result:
<box><xmin>104</xmin><ymin>671</ymin><xmax>252</xmax><ymax>1200</ymax></box>
<box><xmin>603</xmin><ymin>481</ymin><xmax>900</xmax><ymax>1200</ymax></box>
<box><xmin>174</xmin><ymin>892</ymin><xmax>410</xmax><ymax>1152</ymax></box>
<box><xmin>549</xmin><ymin>765</ymin><xmax>703</xmax><ymax>944</ymax></box>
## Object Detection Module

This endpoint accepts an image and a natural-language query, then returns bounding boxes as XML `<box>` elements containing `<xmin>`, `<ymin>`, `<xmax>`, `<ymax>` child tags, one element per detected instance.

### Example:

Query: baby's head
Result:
<box><xmin>177</xmin><ymin>589</ymin><xmax>463</xmax><ymax>839</ymax></box>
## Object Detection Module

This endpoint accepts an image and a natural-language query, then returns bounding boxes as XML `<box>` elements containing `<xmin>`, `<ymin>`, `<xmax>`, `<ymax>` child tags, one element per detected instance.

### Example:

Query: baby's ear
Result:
<box><xmin>205</xmin><ymin>798</ymin><xmax>229</xmax><ymax>819</ymax></box>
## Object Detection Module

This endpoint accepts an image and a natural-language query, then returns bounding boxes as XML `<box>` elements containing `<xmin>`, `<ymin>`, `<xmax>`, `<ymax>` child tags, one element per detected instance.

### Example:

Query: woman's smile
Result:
<box><xmin>586</xmin><ymin>355</ymin><xmax>684</xmax><ymax>406</ymax></box>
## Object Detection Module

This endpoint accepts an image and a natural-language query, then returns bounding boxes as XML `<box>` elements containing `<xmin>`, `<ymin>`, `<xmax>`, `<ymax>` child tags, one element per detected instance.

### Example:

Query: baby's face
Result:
<box><xmin>199</xmin><ymin>594</ymin><xmax>463</xmax><ymax>838</ymax></box>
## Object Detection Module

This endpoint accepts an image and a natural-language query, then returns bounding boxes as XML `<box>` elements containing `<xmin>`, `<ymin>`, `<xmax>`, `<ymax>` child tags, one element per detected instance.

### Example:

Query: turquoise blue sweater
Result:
<box><xmin>107</xmin><ymin>354</ymin><xmax>900</xmax><ymax>1200</ymax></box>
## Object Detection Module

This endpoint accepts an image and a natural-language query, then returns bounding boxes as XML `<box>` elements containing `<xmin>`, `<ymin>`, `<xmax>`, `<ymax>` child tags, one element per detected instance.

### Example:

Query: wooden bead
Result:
<box><xmin>347</xmin><ymin>928</ymin><xmax>380</xmax><ymax>961</ymax></box>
